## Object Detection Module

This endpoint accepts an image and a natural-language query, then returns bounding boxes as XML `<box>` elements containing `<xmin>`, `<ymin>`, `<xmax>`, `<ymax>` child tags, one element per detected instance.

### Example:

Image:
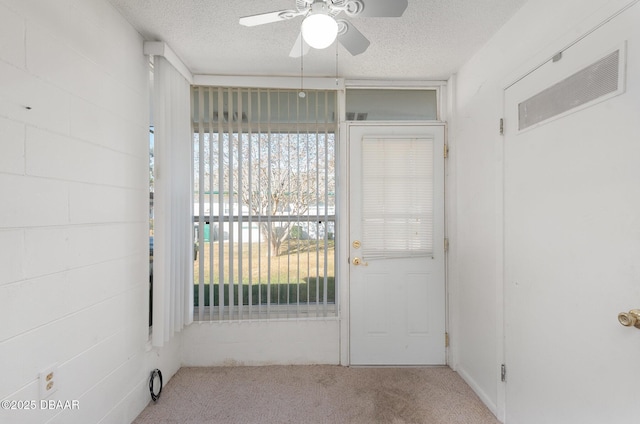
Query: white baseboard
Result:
<box><xmin>456</xmin><ymin>366</ymin><xmax>502</xmax><ymax>423</ymax></box>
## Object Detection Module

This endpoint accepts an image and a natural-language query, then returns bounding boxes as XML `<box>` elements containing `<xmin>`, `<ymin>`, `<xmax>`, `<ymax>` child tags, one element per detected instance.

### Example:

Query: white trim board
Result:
<box><xmin>144</xmin><ymin>41</ymin><xmax>194</xmax><ymax>84</ymax></box>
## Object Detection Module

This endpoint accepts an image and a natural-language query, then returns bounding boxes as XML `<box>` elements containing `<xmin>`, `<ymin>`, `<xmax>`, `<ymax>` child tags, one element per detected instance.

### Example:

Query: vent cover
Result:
<box><xmin>346</xmin><ymin>112</ymin><xmax>369</xmax><ymax>121</ymax></box>
<box><xmin>518</xmin><ymin>50</ymin><xmax>621</xmax><ymax>130</ymax></box>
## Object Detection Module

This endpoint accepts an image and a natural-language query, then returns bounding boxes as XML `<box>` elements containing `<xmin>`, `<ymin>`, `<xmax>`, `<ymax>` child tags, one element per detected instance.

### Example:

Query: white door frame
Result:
<box><xmin>338</xmin><ymin>121</ymin><xmax>448</xmax><ymax>365</ymax></box>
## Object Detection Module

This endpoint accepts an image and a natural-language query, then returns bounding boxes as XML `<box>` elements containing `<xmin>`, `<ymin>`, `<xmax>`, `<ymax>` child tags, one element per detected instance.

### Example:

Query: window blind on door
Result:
<box><xmin>361</xmin><ymin>137</ymin><xmax>434</xmax><ymax>259</ymax></box>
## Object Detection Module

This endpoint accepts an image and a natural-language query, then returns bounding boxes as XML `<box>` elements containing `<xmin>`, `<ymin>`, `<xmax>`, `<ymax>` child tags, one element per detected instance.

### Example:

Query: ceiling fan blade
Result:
<box><xmin>239</xmin><ymin>9</ymin><xmax>303</xmax><ymax>27</ymax></box>
<box><xmin>289</xmin><ymin>33</ymin><xmax>311</xmax><ymax>58</ymax></box>
<box><xmin>337</xmin><ymin>20</ymin><xmax>370</xmax><ymax>56</ymax></box>
<box><xmin>356</xmin><ymin>0</ymin><xmax>408</xmax><ymax>17</ymax></box>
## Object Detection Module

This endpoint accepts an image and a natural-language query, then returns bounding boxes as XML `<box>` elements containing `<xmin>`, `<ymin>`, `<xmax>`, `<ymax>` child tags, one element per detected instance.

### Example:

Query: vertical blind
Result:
<box><xmin>152</xmin><ymin>56</ymin><xmax>193</xmax><ymax>347</ymax></box>
<box><xmin>361</xmin><ymin>137</ymin><xmax>434</xmax><ymax>259</ymax></box>
<box><xmin>191</xmin><ymin>87</ymin><xmax>337</xmax><ymax>321</ymax></box>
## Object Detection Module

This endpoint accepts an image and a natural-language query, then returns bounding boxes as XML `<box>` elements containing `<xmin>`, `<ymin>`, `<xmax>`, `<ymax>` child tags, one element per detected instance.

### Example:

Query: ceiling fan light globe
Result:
<box><xmin>301</xmin><ymin>14</ymin><xmax>338</xmax><ymax>49</ymax></box>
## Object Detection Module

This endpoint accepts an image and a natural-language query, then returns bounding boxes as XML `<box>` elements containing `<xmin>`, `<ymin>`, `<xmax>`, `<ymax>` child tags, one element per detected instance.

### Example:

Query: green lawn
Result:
<box><xmin>194</xmin><ymin>240</ymin><xmax>335</xmax><ymax>306</ymax></box>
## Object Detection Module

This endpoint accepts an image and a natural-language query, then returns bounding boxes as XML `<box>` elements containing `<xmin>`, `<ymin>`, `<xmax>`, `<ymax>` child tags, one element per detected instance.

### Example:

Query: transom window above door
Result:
<box><xmin>345</xmin><ymin>88</ymin><xmax>439</xmax><ymax>121</ymax></box>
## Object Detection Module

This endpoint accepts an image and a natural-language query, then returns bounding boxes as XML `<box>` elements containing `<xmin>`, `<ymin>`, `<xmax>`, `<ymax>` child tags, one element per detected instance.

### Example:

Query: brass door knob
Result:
<box><xmin>618</xmin><ymin>310</ymin><xmax>640</xmax><ymax>329</ymax></box>
<box><xmin>352</xmin><ymin>257</ymin><xmax>368</xmax><ymax>266</ymax></box>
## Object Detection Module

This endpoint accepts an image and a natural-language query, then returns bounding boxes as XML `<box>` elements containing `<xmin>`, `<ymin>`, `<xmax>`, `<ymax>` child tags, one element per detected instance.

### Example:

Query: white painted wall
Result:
<box><xmin>449</xmin><ymin>0</ymin><xmax>638</xmax><ymax>420</ymax></box>
<box><xmin>183</xmin><ymin>320</ymin><xmax>340</xmax><ymax>366</ymax></box>
<box><xmin>0</xmin><ymin>0</ymin><xmax>180</xmax><ymax>423</ymax></box>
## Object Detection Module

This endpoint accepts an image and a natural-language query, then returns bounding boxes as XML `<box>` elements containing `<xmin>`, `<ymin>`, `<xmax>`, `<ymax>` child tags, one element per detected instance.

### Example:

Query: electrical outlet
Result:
<box><xmin>39</xmin><ymin>365</ymin><xmax>58</xmax><ymax>399</ymax></box>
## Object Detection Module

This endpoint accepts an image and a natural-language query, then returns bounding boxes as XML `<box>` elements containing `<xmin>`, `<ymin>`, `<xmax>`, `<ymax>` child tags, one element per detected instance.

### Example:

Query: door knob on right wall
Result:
<box><xmin>618</xmin><ymin>310</ymin><xmax>640</xmax><ymax>329</ymax></box>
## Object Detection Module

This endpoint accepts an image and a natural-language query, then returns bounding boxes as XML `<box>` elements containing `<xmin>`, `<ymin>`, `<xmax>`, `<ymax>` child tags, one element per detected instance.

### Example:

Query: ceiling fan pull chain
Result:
<box><xmin>335</xmin><ymin>39</ymin><xmax>339</xmax><ymax>86</ymax></box>
<box><xmin>299</xmin><ymin>38</ymin><xmax>306</xmax><ymax>98</ymax></box>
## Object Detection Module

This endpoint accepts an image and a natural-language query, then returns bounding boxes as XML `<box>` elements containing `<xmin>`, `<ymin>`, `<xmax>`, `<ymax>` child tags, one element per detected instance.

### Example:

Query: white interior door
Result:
<box><xmin>504</xmin><ymin>4</ymin><xmax>640</xmax><ymax>423</ymax></box>
<box><xmin>349</xmin><ymin>123</ymin><xmax>445</xmax><ymax>365</ymax></box>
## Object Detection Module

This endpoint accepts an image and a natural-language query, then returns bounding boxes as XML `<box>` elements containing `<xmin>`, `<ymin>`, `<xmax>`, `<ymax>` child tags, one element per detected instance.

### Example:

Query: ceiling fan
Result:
<box><xmin>239</xmin><ymin>0</ymin><xmax>408</xmax><ymax>57</ymax></box>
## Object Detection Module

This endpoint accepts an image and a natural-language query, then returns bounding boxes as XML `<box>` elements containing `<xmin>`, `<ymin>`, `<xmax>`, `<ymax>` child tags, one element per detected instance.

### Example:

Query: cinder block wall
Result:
<box><xmin>0</xmin><ymin>0</ymin><xmax>164</xmax><ymax>422</ymax></box>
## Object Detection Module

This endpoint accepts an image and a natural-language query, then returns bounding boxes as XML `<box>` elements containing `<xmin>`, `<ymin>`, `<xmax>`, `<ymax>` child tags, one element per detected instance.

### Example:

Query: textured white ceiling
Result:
<box><xmin>108</xmin><ymin>0</ymin><xmax>527</xmax><ymax>80</ymax></box>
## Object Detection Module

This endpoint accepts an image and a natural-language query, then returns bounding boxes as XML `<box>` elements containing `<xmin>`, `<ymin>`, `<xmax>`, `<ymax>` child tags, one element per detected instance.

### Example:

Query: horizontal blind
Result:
<box><xmin>192</xmin><ymin>87</ymin><xmax>337</xmax><ymax>321</ymax></box>
<box><xmin>361</xmin><ymin>137</ymin><xmax>433</xmax><ymax>259</ymax></box>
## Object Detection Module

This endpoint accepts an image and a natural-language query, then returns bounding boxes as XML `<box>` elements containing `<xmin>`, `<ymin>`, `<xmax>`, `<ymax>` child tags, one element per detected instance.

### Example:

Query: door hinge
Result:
<box><xmin>445</xmin><ymin>332</ymin><xmax>450</xmax><ymax>347</ymax></box>
<box><xmin>499</xmin><ymin>118</ymin><xmax>504</xmax><ymax>135</ymax></box>
<box><xmin>443</xmin><ymin>143</ymin><xmax>449</xmax><ymax>158</ymax></box>
<box><xmin>444</xmin><ymin>238</ymin><xmax>449</xmax><ymax>252</ymax></box>
<box><xmin>501</xmin><ymin>364</ymin><xmax>506</xmax><ymax>382</ymax></box>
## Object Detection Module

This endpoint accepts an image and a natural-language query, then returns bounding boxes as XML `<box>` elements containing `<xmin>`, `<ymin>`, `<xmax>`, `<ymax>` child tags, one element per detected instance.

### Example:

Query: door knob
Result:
<box><xmin>352</xmin><ymin>257</ymin><xmax>368</xmax><ymax>266</ymax></box>
<box><xmin>618</xmin><ymin>309</ymin><xmax>640</xmax><ymax>329</ymax></box>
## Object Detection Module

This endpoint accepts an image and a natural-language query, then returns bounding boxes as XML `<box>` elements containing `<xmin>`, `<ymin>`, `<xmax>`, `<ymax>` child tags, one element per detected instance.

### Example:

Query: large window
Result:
<box><xmin>192</xmin><ymin>87</ymin><xmax>337</xmax><ymax>321</ymax></box>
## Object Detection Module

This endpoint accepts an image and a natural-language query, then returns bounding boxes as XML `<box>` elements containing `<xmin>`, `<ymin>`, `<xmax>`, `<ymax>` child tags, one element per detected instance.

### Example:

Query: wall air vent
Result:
<box><xmin>346</xmin><ymin>112</ymin><xmax>368</xmax><ymax>121</ymax></box>
<box><xmin>518</xmin><ymin>49</ymin><xmax>623</xmax><ymax>131</ymax></box>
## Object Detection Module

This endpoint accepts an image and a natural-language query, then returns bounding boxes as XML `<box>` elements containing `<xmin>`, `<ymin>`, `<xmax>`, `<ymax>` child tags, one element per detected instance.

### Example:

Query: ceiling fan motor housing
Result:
<box><xmin>309</xmin><ymin>1</ymin><xmax>330</xmax><ymax>15</ymax></box>
<box><xmin>303</xmin><ymin>0</ymin><xmax>364</xmax><ymax>17</ymax></box>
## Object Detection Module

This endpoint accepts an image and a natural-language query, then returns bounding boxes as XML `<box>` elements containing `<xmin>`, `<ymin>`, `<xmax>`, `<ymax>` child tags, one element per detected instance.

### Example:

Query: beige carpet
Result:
<box><xmin>133</xmin><ymin>365</ymin><xmax>499</xmax><ymax>424</ymax></box>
